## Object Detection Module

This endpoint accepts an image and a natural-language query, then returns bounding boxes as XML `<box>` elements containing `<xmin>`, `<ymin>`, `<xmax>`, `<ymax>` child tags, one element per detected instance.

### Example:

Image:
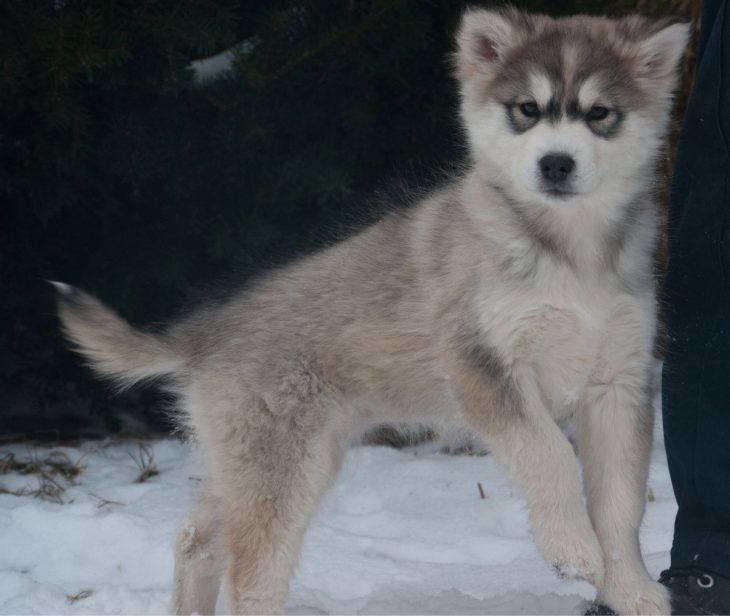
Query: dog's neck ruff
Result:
<box><xmin>479</xmin><ymin>173</ymin><xmax>655</xmax><ymax>279</ymax></box>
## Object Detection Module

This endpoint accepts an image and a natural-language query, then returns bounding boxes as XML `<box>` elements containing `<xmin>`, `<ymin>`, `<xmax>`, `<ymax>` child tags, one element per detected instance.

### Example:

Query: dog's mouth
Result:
<box><xmin>541</xmin><ymin>186</ymin><xmax>577</xmax><ymax>200</ymax></box>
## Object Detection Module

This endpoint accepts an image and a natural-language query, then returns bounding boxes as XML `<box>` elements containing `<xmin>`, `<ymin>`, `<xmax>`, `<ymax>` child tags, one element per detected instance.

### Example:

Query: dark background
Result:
<box><xmin>0</xmin><ymin>0</ymin><xmax>699</xmax><ymax>441</ymax></box>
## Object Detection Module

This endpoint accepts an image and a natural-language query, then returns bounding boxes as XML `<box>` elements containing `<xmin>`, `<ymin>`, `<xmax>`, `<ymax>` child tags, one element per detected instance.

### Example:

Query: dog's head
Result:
<box><xmin>455</xmin><ymin>9</ymin><xmax>689</xmax><ymax>206</ymax></box>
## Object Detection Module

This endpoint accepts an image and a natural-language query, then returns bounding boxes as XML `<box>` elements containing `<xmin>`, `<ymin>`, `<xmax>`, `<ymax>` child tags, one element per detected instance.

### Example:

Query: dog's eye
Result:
<box><xmin>586</xmin><ymin>106</ymin><xmax>610</xmax><ymax>121</ymax></box>
<box><xmin>519</xmin><ymin>102</ymin><xmax>540</xmax><ymax>118</ymax></box>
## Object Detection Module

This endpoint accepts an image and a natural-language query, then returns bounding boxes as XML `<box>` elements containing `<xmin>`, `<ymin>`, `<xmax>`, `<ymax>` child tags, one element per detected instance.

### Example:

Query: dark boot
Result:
<box><xmin>660</xmin><ymin>568</ymin><xmax>730</xmax><ymax>615</ymax></box>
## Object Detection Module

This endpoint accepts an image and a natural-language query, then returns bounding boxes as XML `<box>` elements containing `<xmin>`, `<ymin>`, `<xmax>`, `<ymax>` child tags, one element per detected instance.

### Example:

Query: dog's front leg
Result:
<box><xmin>447</xmin><ymin>348</ymin><xmax>604</xmax><ymax>588</ymax></box>
<box><xmin>577</xmin><ymin>313</ymin><xmax>670</xmax><ymax>615</ymax></box>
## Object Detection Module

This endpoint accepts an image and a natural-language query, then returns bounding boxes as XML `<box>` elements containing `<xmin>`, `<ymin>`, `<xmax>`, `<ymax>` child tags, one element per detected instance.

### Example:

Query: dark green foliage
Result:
<box><xmin>1</xmin><ymin>0</ymin><xmax>240</xmax><ymax>434</ymax></box>
<box><xmin>0</xmin><ymin>0</ymin><xmax>683</xmax><ymax>437</ymax></box>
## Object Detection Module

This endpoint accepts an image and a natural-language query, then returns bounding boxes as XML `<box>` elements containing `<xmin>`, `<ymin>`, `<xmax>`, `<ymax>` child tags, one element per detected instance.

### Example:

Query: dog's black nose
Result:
<box><xmin>539</xmin><ymin>153</ymin><xmax>575</xmax><ymax>184</ymax></box>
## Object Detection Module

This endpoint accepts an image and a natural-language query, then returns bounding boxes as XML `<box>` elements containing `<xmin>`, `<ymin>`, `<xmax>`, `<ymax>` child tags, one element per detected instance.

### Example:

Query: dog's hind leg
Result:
<box><xmin>448</xmin><ymin>348</ymin><xmax>605</xmax><ymax>588</ymax></box>
<box><xmin>577</xmin><ymin>316</ymin><xmax>670</xmax><ymax>615</ymax></box>
<box><xmin>224</xmin><ymin>423</ymin><xmax>344</xmax><ymax>614</ymax></box>
<box><xmin>197</xmin><ymin>373</ymin><xmax>346</xmax><ymax>616</ymax></box>
<box><xmin>173</xmin><ymin>488</ymin><xmax>226</xmax><ymax>615</ymax></box>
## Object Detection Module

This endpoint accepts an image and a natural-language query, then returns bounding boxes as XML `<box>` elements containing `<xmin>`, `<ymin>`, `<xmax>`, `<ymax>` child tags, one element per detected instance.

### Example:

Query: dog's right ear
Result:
<box><xmin>455</xmin><ymin>9</ymin><xmax>519</xmax><ymax>81</ymax></box>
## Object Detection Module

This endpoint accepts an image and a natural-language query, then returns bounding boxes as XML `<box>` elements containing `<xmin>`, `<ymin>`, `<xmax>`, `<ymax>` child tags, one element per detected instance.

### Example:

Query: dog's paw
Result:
<box><xmin>597</xmin><ymin>578</ymin><xmax>671</xmax><ymax>615</ymax></box>
<box><xmin>583</xmin><ymin>602</ymin><xmax>617</xmax><ymax>615</ymax></box>
<box><xmin>547</xmin><ymin>532</ymin><xmax>605</xmax><ymax>588</ymax></box>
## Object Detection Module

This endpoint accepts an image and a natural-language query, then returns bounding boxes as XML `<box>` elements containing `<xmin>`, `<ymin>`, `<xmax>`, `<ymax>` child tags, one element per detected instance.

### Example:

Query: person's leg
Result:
<box><xmin>661</xmin><ymin>0</ymin><xmax>730</xmax><ymax>609</ymax></box>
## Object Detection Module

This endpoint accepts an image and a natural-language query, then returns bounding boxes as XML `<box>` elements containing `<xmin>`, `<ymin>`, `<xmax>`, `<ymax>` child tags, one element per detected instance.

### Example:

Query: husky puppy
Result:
<box><xmin>55</xmin><ymin>8</ymin><xmax>689</xmax><ymax>615</ymax></box>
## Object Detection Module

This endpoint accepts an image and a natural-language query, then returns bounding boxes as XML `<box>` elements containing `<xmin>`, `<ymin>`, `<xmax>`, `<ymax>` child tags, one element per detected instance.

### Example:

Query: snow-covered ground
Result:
<box><xmin>0</xmin><ymin>403</ymin><xmax>676</xmax><ymax>615</ymax></box>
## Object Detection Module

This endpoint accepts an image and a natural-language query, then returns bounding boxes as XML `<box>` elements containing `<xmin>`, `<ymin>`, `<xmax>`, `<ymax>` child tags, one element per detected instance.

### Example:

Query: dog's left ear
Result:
<box><xmin>635</xmin><ymin>19</ymin><xmax>691</xmax><ymax>88</ymax></box>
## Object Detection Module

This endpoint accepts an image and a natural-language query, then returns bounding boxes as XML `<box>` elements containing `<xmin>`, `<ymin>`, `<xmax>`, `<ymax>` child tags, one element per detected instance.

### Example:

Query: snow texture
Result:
<box><xmin>0</xmin><ymin>403</ymin><xmax>676</xmax><ymax>614</ymax></box>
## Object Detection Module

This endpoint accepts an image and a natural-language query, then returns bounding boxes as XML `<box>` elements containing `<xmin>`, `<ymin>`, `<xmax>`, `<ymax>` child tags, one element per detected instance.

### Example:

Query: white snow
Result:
<box><xmin>0</xmin><ymin>403</ymin><xmax>676</xmax><ymax>614</ymax></box>
<box><xmin>189</xmin><ymin>49</ymin><xmax>236</xmax><ymax>82</ymax></box>
<box><xmin>189</xmin><ymin>39</ymin><xmax>259</xmax><ymax>83</ymax></box>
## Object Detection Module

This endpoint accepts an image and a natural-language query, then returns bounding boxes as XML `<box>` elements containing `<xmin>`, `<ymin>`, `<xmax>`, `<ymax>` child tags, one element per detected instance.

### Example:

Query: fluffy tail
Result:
<box><xmin>52</xmin><ymin>282</ymin><xmax>183</xmax><ymax>388</ymax></box>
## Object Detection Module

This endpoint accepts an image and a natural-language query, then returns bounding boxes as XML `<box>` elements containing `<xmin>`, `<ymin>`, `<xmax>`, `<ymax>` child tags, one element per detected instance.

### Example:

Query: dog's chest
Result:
<box><xmin>477</xmin><ymin>274</ymin><xmax>611</xmax><ymax>417</ymax></box>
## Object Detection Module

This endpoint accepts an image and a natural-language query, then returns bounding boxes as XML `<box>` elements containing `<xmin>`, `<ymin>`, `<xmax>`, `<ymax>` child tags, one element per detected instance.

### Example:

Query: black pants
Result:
<box><xmin>663</xmin><ymin>0</ymin><xmax>730</xmax><ymax>577</ymax></box>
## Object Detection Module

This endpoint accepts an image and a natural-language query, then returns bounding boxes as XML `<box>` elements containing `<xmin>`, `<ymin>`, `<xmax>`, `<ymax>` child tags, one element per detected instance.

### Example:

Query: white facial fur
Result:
<box><xmin>456</xmin><ymin>11</ymin><xmax>689</xmax><ymax>214</ymax></box>
<box><xmin>463</xmin><ymin>81</ymin><xmax>664</xmax><ymax>210</ymax></box>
